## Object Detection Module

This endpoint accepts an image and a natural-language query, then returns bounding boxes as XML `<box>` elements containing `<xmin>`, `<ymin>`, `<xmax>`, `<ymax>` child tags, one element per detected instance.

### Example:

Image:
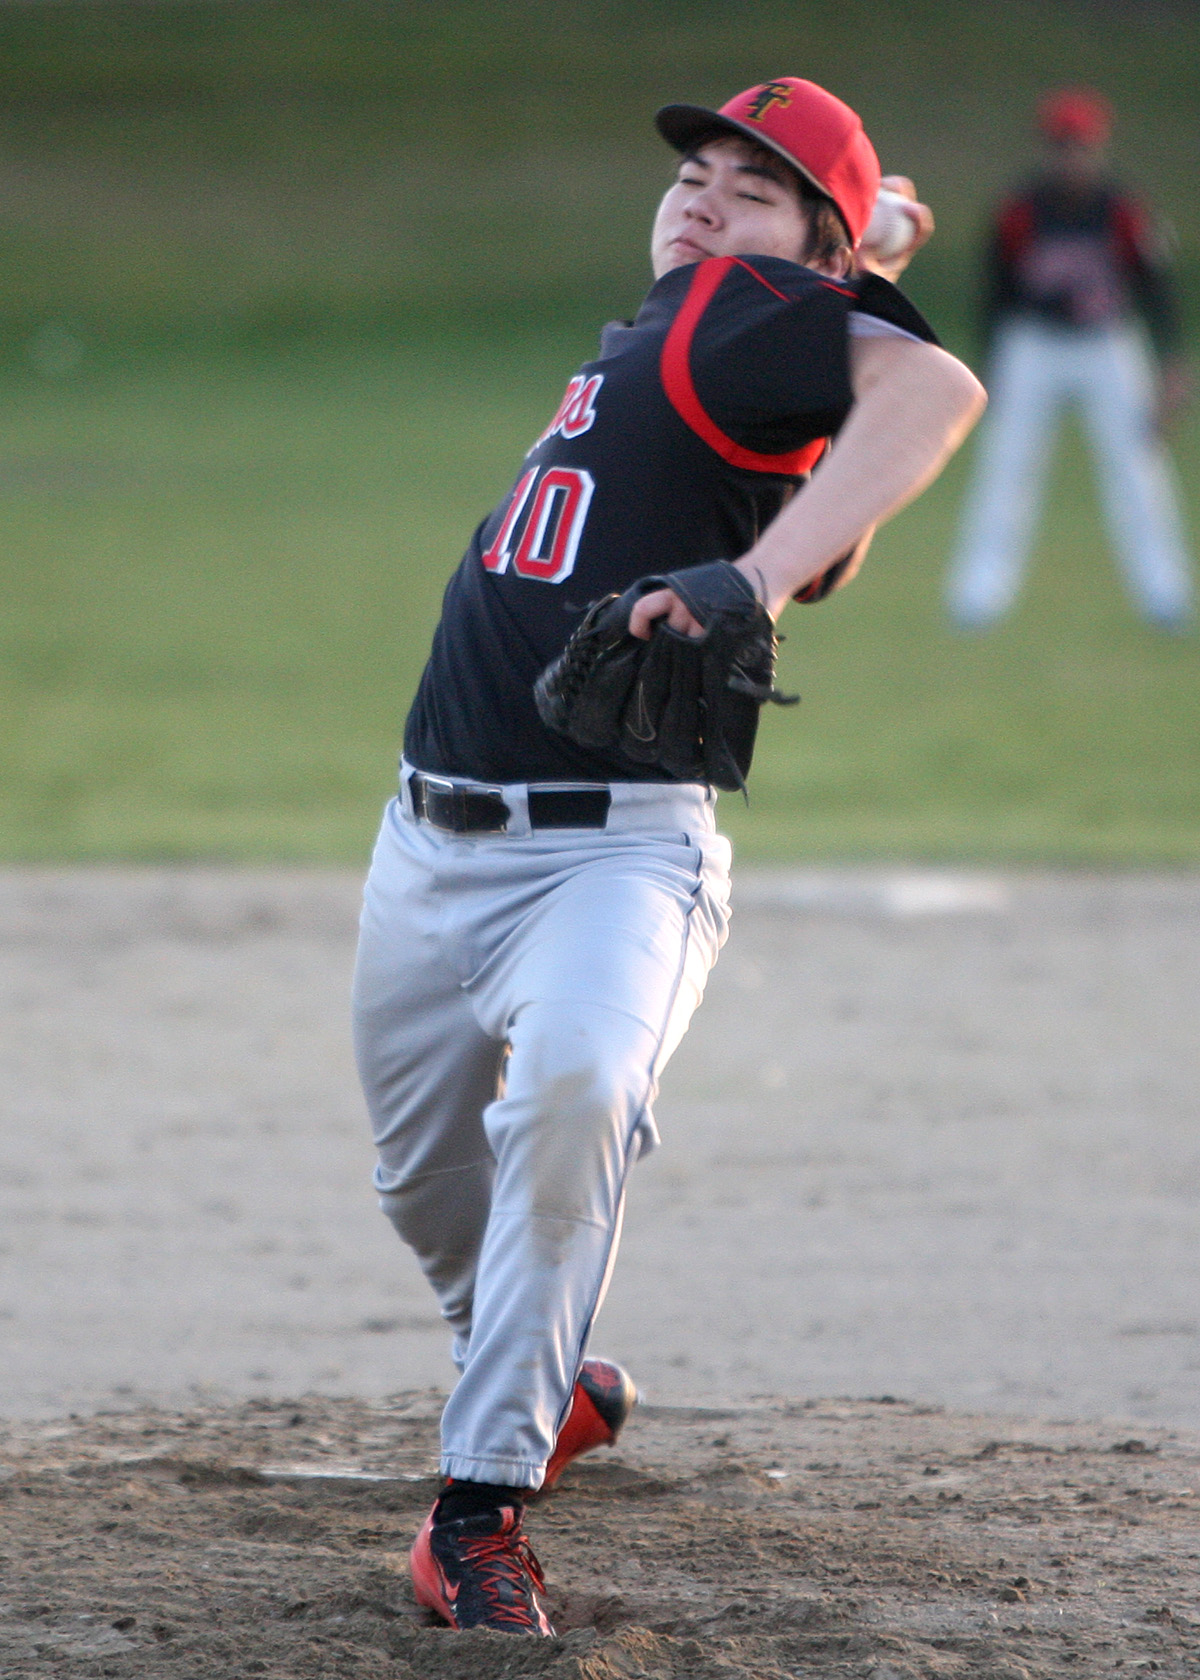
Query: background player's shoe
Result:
<box><xmin>410</xmin><ymin>1504</ymin><xmax>554</xmax><ymax>1635</ymax></box>
<box><xmin>541</xmin><ymin>1358</ymin><xmax>638</xmax><ymax>1491</ymax></box>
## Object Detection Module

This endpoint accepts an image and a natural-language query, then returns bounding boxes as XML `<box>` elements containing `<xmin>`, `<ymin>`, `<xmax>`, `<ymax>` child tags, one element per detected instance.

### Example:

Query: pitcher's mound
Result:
<box><xmin>3</xmin><ymin>1392</ymin><xmax>1197</xmax><ymax>1677</ymax></box>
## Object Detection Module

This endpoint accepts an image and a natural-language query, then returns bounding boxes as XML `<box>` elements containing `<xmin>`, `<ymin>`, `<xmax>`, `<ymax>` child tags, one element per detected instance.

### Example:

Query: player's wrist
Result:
<box><xmin>733</xmin><ymin>554</ymin><xmax>813</xmax><ymax>619</ymax></box>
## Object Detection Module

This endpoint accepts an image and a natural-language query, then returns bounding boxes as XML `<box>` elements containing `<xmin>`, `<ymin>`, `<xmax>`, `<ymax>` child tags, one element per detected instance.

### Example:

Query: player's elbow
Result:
<box><xmin>926</xmin><ymin>347</ymin><xmax>988</xmax><ymax>441</ymax></box>
<box><xmin>845</xmin><ymin>336</ymin><xmax>988</xmax><ymax>479</ymax></box>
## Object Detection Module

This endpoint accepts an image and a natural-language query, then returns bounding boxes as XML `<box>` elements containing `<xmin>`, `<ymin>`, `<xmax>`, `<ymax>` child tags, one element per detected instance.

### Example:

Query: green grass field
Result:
<box><xmin>0</xmin><ymin>0</ymin><xmax>1197</xmax><ymax>865</ymax></box>
<box><xmin>1</xmin><ymin>0</ymin><xmax>1198</xmax><ymax>350</ymax></box>
<box><xmin>2</xmin><ymin>331</ymin><xmax>1196</xmax><ymax>866</ymax></box>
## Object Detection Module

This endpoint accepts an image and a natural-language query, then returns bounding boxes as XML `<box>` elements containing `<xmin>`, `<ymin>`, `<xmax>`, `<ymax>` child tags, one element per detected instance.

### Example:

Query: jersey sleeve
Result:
<box><xmin>685</xmin><ymin>259</ymin><xmax>857</xmax><ymax>462</ymax></box>
<box><xmin>980</xmin><ymin>191</ymin><xmax>1034</xmax><ymax>361</ymax></box>
<box><xmin>850</xmin><ymin>272</ymin><xmax>940</xmax><ymax>346</ymax></box>
<box><xmin>1111</xmin><ymin>193</ymin><xmax>1181</xmax><ymax>360</ymax></box>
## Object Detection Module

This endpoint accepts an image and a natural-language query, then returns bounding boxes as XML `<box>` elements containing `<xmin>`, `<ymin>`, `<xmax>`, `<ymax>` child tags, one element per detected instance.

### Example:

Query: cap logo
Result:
<box><xmin>745</xmin><ymin>81</ymin><xmax>793</xmax><ymax>122</ymax></box>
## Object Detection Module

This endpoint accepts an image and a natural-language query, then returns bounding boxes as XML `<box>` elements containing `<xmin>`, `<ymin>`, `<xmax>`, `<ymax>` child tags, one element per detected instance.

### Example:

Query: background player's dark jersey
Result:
<box><xmin>405</xmin><ymin>255</ymin><xmax>935</xmax><ymax>784</ymax></box>
<box><xmin>983</xmin><ymin>175</ymin><xmax>1179</xmax><ymax>359</ymax></box>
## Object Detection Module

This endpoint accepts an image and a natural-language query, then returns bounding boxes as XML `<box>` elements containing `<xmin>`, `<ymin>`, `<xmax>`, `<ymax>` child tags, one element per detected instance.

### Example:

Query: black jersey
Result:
<box><xmin>983</xmin><ymin>175</ymin><xmax>1179</xmax><ymax>359</ymax></box>
<box><xmin>405</xmin><ymin>255</ymin><xmax>936</xmax><ymax>784</ymax></box>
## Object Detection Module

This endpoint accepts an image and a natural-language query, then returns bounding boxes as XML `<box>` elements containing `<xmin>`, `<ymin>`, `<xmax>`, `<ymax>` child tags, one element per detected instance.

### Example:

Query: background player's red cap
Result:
<box><xmin>656</xmin><ymin>77</ymin><xmax>881</xmax><ymax>248</ymax></box>
<box><xmin>1038</xmin><ymin>88</ymin><xmax>1113</xmax><ymax>146</ymax></box>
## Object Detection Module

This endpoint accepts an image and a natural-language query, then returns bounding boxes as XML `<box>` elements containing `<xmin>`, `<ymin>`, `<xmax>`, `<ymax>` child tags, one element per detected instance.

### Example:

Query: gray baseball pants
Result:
<box><xmin>351</xmin><ymin>769</ymin><xmax>731</xmax><ymax>1488</ymax></box>
<box><xmin>947</xmin><ymin>318</ymin><xmax>1194</xmax><ymax>628</ymax></box>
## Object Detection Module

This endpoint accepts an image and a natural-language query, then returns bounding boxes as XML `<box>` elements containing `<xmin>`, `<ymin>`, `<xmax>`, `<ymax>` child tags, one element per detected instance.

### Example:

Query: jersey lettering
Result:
<box><xmin>511</xmin><ymin>467</ymin><xmax>595</xmax><ymax>582</ymax></box>
<box><xmin>480</xmin><ymin>465</ymin><xmax>594</xmax><ymax>581</ymax></box>
<box><xmin>480</xmin><ymin>466</ymin><xmax>537</xmax><ymax>572</ymax></box>
<box><xmin>532</xmin><ymin>374</ymin><xmax>604</xmax><ymax>449</ymax></box>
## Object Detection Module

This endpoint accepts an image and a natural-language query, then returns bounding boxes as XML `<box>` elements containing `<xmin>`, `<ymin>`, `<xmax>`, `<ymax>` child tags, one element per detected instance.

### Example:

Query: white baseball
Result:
<box><xmin>863</xmin><ymin>188</ymin><xmax>916</xmax><ymax>261</ymax></box>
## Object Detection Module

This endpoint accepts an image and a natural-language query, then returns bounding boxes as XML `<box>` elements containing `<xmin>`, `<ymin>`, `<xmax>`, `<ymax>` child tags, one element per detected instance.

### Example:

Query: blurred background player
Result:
<box><xmin>946</xmin><ymin>87</ymin><xmax>1194</xmax><ymax>632</ymax></box>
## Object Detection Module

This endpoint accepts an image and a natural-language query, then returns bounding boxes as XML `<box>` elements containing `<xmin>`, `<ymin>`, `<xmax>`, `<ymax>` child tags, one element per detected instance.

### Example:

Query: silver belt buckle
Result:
<box><xmin>416</xmin><ymin>774</ymin><xmax>508</xmax><ymax>833</ymax></box>
<box><xmin>423</xmin><ymin>775</ymin><xmax>506</xmax><ymax>799</ymax></box>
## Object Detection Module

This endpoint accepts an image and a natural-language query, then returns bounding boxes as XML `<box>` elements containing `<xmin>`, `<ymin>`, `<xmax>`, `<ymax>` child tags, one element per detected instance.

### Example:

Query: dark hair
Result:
<box><xmin>683</xmin><ymin>128</ymin><xmax>852</xmax><ymax>268</ymax></box>
<box><xmin>795</xmin><ymin>182</ymin><xmax>852</xmax><ymax>268</ymax></box>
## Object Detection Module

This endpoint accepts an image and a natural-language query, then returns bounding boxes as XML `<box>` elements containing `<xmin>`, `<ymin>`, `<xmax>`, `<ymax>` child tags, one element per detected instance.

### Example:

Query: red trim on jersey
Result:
<box><xmin>996</xmin><ymin>198</ymin><xmax>1035</xmax><ymax>265</ymax></box>
<box><xmin>730</xmin><ymin>256</ymin><xmax>857</xmax><ymax>303</ymax></box>
<box><xmin>1110</xmin><ymin>195</ymin><xmax>1150</xmax><ymax>268</ymax></box>
<box><xmin>660</xmin><ymin>258</ymin><xmax>827</xmax><ymax>476</ymax></box>
<box><xmin>728</xmin><ymin>256</ymin><xmax>792</xmax><ymax>302</ymax></box>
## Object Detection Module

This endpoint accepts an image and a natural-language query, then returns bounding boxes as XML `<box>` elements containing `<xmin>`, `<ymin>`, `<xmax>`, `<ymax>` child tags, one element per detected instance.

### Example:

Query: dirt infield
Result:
<box><xmin>2</xmin><ymin>866</ymin><xmax>1197</xmax><ymax>1427</ymax></box>
<box><xmin>3</xmin><ymin>1392</ymin><xmax>1199</xmax><ymax>1678</ymax></box>
<box><xmin>2</xmin><ymin>866</ymin><xmax>1199</xmax><ymax>1676</ymax></box>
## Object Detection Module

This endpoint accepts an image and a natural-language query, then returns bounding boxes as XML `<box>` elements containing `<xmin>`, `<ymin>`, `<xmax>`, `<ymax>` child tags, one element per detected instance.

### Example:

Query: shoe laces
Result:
<box><xmin>457</xmin><ymin>1522</ymin><xmax>547</xmax><ymax>1630</ymax></box>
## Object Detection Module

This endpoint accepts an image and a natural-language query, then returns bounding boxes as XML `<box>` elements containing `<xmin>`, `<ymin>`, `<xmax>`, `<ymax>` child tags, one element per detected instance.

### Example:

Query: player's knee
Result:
<box><xmin>505</xmin><ymin>1004</ymin><xmax>652</xmax><ymax>1121</ymax></box>
<box><xmin>488</xmin><ymin>1003</ymin><xmax>656</xmax><ymax>1216</ymax></box>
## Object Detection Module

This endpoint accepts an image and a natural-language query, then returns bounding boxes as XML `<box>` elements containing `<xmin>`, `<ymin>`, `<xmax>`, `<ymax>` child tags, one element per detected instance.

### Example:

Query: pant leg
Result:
<box><xmin>351</xmin><ymin>799</ymin><xmax>506</xmax><ymax>1365</ymax></box>
<box><xmin>1076</xmin><ymin>325</ymin><xmax>1194</xmax><ymax>627</ymax></box>
<box><xmin>439</xmin><ymin>826</ymin><xmax>731</xmax><ymax>1488</ymax></box>
<box><xmin>946</xmin><ymin>320</ymin><xmax>1067</xmax><ymax>628</ymax></box>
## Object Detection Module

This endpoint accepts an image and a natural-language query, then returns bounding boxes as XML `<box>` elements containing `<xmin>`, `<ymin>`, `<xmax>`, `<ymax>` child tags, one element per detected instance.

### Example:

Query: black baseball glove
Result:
<box><xmin>533</xmin><ymin>560</ymin><xmax>797</xmax><ymax>792</ymax></box>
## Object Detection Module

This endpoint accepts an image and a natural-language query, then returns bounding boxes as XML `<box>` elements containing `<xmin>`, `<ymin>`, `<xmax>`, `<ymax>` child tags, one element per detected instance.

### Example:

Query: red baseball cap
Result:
<box><xmin>1038</xmin><ymin>88</ymin><xmax>1112</xmax><ymax>146</ymax></box>
<box><xmin>656</xmin><ymin>77</ymin><xmax>881</xmax><ymax>248</ymax></box>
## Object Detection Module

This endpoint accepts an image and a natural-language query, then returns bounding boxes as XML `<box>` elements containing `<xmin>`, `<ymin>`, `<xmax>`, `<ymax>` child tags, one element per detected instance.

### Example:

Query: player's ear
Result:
<box><xmin>801</xmin><ymin>196</ymin><xmax>854</xmax><ymax>279</ymax></box>
<box><xmin>807</xmin><ymin>243</ymin><xmax>853</xmax><ymax>280</ymax></box>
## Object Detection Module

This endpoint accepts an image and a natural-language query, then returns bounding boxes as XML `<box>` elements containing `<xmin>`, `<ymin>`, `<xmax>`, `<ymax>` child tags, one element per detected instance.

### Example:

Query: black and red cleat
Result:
<box><xmin>410</xmin><ymin>1503</ymin><xmax>555</xmax><ymax>1635</ymax></box>
<box><xmin>542</xmin><ymin>1358</ymin><xmax>638</xmax><ymax>1492</ymax></box>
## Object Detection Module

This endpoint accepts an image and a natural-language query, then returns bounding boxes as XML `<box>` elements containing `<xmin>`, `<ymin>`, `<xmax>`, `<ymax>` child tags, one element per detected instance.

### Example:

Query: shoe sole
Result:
<box><xmin>541</xmin><ymin>1358</ymin><xmax>638</xmax><ymax>1491</ymax></box>
<box><xmin>409</xmin><ymin>1511</ymin><xmax>448</xmax><ymax>1620</ymax></box>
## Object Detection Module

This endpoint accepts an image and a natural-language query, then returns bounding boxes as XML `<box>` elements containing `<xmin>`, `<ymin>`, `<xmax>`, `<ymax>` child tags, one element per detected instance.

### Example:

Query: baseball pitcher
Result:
<box><xmin>351</xmin><ymin>76</ymin><xmax>984</xmax><ymax>1635</ymax></box>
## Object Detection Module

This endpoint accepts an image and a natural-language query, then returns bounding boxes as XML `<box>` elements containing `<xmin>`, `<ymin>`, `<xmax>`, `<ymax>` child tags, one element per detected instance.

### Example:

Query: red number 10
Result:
<box><xmin>480</xmin><ymin>465</ymin><xmax>595</xmax><ymax>584</ymax></box>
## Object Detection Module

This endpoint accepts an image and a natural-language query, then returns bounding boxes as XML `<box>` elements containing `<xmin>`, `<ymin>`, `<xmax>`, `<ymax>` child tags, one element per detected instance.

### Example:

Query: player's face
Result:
<box><xmin>1046</xmin><ymin>136</ymin><xmax>1106</xmax><ymax>187</ymax></box>
<box><xmin>651</xmin><ymin>137</ymin><xmax>814</xmax><ymax>278</ymax></box>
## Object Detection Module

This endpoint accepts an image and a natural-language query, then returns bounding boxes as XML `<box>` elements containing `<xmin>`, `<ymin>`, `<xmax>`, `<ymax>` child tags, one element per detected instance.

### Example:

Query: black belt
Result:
<box><xmin>409</xmin><ymin>773</ymin><xmax>611</xmax><ymax>834</ymax></box>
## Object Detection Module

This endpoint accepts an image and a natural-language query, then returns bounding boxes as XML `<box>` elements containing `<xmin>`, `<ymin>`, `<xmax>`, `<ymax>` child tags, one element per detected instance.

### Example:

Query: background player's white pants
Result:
<box><xmin>946</xmin><ymin>319</ymin><xmax>1193</xmax><ymax>628</ymax></box>
<box><xmin>352</xmin><ymin>776</ymin><xmax>730</xmax><ymax>1489</ymax></box>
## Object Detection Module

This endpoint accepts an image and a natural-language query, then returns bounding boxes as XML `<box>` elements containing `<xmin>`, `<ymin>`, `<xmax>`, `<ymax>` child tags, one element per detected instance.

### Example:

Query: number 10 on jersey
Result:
<box><xmin>480</xmin><ymin>465</ymin><xmax>595</xmax><ymax>583</ymax></box>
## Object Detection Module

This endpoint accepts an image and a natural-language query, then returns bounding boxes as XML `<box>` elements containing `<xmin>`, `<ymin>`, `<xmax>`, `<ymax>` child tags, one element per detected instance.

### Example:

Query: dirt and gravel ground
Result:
<box><xmin>3</xmin><ymin>1391</ymin><xmax>1199</xmax><ymax>1678</ymax></box>
<box><xmin>2</xmin><ymin>865</ymin><xmax>1199</xmax><ymax>1677</ymax></box>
